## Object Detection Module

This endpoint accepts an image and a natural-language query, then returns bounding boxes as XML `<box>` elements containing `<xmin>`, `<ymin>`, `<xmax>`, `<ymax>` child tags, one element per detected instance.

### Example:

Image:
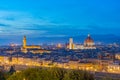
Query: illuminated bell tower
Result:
<box><xmin>69</xmin><ymin>38</ymin><xmax>74</xmax><ymax>49</ymax></box>
<box><xmin>23</xmin><ymin>36</ymin><xmax>27</xmax><ymax>48</ymax></box>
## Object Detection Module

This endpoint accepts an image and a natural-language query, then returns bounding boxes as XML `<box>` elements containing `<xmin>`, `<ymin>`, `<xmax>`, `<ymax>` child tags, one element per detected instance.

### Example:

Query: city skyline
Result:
<box><xmin>0</xmin><ymin>34</ymin><xmax>119</xmax><ymax>45</ymax></box>
<box><xmin>0</xmin><ymin>1</ymin><xmax>120</xmax><ymax>80</ymax></box>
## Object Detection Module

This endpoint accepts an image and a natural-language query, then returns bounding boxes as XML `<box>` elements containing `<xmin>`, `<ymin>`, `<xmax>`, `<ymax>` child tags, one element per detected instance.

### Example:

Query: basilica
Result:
<box><xmin>68</xmin><ymin>34</ymin><xmax>96</xmax><ymax>50</ymax></box>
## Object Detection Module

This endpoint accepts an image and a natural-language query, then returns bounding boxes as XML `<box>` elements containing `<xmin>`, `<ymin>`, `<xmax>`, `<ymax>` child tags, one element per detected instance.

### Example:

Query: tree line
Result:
<box><xmin>0</xmin><ymin>67</ymin><xmax>94</xmax><ymax>80</ymax></box>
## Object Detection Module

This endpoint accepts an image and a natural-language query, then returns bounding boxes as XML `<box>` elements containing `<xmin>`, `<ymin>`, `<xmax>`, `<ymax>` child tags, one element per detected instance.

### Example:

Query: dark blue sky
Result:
<box><xmin>0</xmin><ymin>0</ymin><xmax>120</xmax><ymax>44</ymax></box>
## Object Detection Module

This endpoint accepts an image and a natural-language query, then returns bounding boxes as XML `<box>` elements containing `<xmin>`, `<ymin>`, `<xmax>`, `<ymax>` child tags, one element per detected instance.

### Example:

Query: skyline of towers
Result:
<box><xmin>22</xmin><ymin>34</ymin><xmax>96</xmax><ymax>51</ymax></box>
<box><xmin>68</xmin><ymin>34</ymin><xmax>96</xmax><ymax>50</ymax></box>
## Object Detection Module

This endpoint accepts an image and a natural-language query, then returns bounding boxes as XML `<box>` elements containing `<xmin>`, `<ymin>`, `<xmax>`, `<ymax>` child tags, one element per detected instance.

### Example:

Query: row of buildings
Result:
<box><xmin>0</xmin><ymin>56</ymin><xmax>120</xmax><ymax>74</ymax></box>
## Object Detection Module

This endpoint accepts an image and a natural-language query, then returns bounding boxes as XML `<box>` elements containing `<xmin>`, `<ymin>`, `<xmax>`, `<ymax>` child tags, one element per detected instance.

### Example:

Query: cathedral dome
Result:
<box><xmin>84</xmin><ymin>34</ymin><xmax>94</xmax><ymax>46</ymax></box>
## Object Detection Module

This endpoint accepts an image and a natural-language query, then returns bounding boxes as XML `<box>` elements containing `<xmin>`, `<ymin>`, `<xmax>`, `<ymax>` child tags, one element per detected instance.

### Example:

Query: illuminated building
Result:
<box><xmin>83</xmin><ymin>34</ymin><xmax>96</xmax><ymax>49</ymax></box>
<box><xmin>0</xmin><ymin>55</ymin><xmax>120</xmax><ymax>74</ymax></box>
<box><xmin>21</xmin><ymin>36</ymin><xmax>43</xmax><ymax>53</ymax></box>
<box><xmin>22</xmin><ymin>36</ymin><xmax>41</xmax><ymax>49</ymax></box>
<box><xmin>57</xmin><ymin>43</ymin><xmax>62</xmax><ymax>48</ymax></box>
<box><xmin>74</xmin><ymin>44</ymin><xmax>84</xmax><ymax>49</ymax></box>
<box><xmin>115</xmin><ymin>53</ymin><xmax>120</xmax><ymax>60</ymax></box>
<box><xmin>28</xmin><ymin>49</ymin><xmax>51</xmax><ymax>54</ymax></box>
<box><xmin>108</xmin><ymin>63</ymin><xmax>120</xmax><ymax>73</ymax></box>
<box><xmin>67</xmin><ymin>34</ymin><xmax>96</xmax><ymax>50</ymax></box>
<box><xmin>68</xmin><ymin>38</ymin><xmax>74</xmax><ymax>49</ymax></box>
<box><xmin>84</xmin><ymin>34</ymin><xmax>94</xmax><ymax>46</ymax></box>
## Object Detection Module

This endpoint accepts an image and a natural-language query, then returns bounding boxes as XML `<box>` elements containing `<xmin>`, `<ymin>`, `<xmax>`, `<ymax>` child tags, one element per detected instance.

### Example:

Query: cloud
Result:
<box><xmin>0</xmin><ymin>10</ymin><xmax>65</xmax><ymax>35</ymax></box>
<box><xmin>0</xmin><ymin>23</ymin><xmax>9</xmax><ymax>27</ymax></box>
<box><xmin>0</xmin><ymin>10</ymin><xmax>82</xmax><ymax>37</ymax></box>
<box><xmin>0</xmin><ymin>10</ymin><xmax>119</xmax><ymax>37</ymax></box>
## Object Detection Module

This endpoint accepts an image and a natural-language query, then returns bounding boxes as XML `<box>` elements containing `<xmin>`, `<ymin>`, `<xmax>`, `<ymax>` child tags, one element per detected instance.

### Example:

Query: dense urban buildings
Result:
<box><xmin>0</xmin><ymin>0</ymin><xmax>120</xmax><ymax>79</ymax></box>
<box><xmin>0</xmin><ymin>34</ymin><xmax>119</xmax><ymax>80</ymax></box>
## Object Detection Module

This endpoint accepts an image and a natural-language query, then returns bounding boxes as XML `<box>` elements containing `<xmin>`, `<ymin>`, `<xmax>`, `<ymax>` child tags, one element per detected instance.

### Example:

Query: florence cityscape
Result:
<box><xmin>0</xmin><ymin>0</ymin><xmax>120</xmax><ymax>80</ymax></box>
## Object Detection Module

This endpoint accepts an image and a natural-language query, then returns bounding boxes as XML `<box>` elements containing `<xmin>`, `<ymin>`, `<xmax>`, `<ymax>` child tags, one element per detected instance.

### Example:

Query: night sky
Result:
<box><xmin>0</xmin><ymin>0</ymin><xmax>120</xmax><ymax>44</ymax></box>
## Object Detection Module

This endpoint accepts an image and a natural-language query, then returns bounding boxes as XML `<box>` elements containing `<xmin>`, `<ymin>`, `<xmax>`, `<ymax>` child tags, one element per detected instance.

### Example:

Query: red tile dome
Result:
<box><xmin>84</xmin><ymin>34</ymin><xmax>94</xmax><ymax>46</ymax></box>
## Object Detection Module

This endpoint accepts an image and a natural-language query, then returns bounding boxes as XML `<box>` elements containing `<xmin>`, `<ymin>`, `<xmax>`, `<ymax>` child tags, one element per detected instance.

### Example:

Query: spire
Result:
<box><xmin>24</xmin><ymin>35</ymin><xmax>26</xmax><ymax>39</ymax></box>
<box><xmin>88</xmin><ymin>34</ymin><xmax>90</xmax><ymax>37</ymax></box>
